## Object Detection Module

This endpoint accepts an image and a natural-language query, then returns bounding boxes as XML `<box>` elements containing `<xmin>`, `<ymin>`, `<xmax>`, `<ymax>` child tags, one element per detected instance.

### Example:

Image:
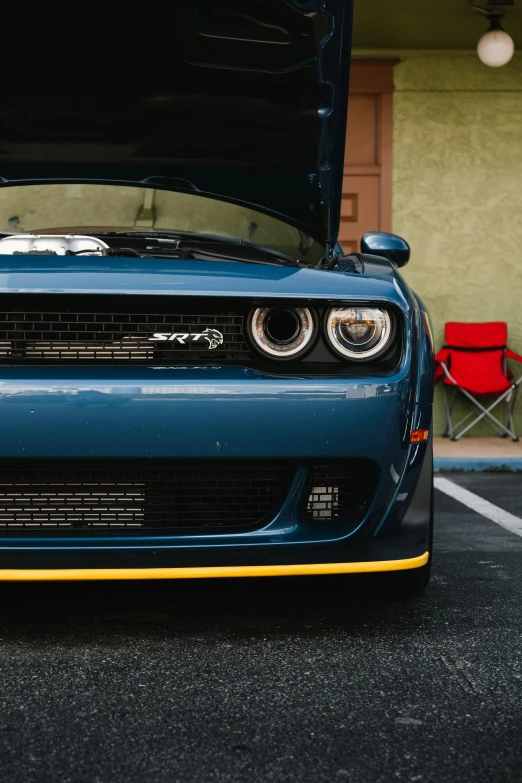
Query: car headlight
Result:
<box><xmin>325</xmin><ymin>307</ymin><xmax>392</xmax><ymax>360</ymax></box>
<box><xmin>249</xmin><ymin>307</ymin><xmax>315</xmax><ymax>359</ymax></box>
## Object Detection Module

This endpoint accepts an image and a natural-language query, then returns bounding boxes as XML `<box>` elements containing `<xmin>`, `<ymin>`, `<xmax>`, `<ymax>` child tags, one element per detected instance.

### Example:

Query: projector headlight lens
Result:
<box><xmin>250</xmin><ymin>307</ymin><xmax>315</xmax><ymax>359</ymax></box>
<box><xmin>326</xmin><ymin>307</ymin><xmax>392</xmax><ymax>360</ymax></box>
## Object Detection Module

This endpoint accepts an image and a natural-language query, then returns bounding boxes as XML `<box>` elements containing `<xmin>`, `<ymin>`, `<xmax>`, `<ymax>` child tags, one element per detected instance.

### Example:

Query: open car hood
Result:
<box><xmin>0</xmin><ymin>0</ymin><xmax>353</xmax><ymax>251</ymax></box>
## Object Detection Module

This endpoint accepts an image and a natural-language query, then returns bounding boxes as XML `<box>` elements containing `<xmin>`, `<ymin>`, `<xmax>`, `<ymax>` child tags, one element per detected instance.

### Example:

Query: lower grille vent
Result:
<box><xmin>306</xmin><ymin>467</ymin><xmax>362</xmax><ymax>522</ymax></box>
<box><xmin>0</xmin><ymin>461</ymin><xmax>290</xmax><ymax>533</ymax></box>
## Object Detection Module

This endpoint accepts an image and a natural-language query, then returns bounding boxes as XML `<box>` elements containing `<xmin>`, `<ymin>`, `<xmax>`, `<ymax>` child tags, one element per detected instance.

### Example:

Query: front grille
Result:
<box><xmin>0</xmin><ymin>295</ymin><xmax>251</xmax><ymax>365</ymax></box>
<box><xmin>0</xmin><ymin>461</ymin><xmax>290</xmax><ymax>533</ymax></box>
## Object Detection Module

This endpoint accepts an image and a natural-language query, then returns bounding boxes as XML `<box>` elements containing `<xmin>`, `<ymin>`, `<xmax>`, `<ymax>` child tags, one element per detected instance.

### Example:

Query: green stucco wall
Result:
<box><xmin>392</xmin><ymin>54</ymin><xmax>522</xmax><ymax>435</ymax></box>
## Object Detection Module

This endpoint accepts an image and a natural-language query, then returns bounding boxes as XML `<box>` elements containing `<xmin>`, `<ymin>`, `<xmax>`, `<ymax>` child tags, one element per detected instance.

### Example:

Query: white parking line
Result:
<box><xmin>434</xmin><ymin>477</ymin><xmax>522</xmax><ymax>538</ymax></box>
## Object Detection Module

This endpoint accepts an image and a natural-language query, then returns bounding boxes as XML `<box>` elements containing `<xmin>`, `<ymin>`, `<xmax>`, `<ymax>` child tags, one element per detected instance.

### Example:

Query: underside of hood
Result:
<box><xmin>1</xmin><ymin>0</ymin><xmax>353</xmax><ymax>249</ymax></box>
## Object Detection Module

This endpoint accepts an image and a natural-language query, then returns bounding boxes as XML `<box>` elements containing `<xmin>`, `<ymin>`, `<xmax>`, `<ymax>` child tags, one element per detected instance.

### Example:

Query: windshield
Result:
<box><xmin>0</xmin><ymin>184</ymin><xmax>325</xmax><ymax>263</ymax></box>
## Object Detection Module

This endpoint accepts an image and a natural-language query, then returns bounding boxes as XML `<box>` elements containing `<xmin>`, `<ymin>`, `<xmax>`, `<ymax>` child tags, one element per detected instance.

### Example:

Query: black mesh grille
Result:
<box><xmin>0</xmin><ymin>461</ymin><xmax>291</xmax><ymax>533</ymax></box>
<box><xmin>306</xmin><ymin>467</ymin><xmax>361</xmax><ymax>522</ymax></box>
<box><xmin>0</xmin><ymin>295</ymin><xmax>251</xmax><ymax>365</ymax></box>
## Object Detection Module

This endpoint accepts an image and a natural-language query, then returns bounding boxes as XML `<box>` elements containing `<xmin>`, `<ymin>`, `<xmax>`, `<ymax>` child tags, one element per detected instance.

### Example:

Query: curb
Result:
<box><xmin>434</xmin><ymin>458</ymin><xmax>522</xmax><ymax>472</ymax></box>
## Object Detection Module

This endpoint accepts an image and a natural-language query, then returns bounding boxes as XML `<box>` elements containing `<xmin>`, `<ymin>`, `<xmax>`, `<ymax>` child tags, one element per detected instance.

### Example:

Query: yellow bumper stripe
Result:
<box><xmin>0</xmin><ymin>552</ymin><xmax>429</xmax><ymax>581</ymax></box>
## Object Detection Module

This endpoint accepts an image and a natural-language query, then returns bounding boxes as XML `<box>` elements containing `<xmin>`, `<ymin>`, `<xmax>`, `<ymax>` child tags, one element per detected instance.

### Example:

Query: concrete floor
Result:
<box><xmin>434</xmin><ymin>436</ymin><xmax>522</xmax><ymax>459</ymax></box>
<box><xmin>0</xmin><ymin>474</ymin><xmax>521</xmax><ymax>783</ymax></box>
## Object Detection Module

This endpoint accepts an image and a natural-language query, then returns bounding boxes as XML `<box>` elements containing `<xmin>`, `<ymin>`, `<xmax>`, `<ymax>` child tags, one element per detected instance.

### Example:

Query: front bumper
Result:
<box><xmin>0</xmin><ymin>366</ymin><xmax>432</xmax><ymax>577</ymax></box>
<box><xmin>0</xmin><ymin>553</ymin><xmax>430</xmax><ymax>581</ymax></box>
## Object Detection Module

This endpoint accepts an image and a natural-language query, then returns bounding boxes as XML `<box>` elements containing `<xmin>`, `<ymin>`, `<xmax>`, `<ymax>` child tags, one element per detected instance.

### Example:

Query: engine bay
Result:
<box><xmin>0</xmin><ymin>231</ymin><xmax>316</xmax><ymax>267</ymax></box>
<box><xmin>0</xmin><ymin>234</ymin><xmax>110</xmax><ymax>256</ymax></box>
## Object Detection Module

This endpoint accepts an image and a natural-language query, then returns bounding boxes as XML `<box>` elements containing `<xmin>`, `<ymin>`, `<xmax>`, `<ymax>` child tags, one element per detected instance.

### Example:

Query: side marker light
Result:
<box><xmin>411</xmin><ymin>429</ymin><xmax>429</xmax><ymax>444</ymax></box>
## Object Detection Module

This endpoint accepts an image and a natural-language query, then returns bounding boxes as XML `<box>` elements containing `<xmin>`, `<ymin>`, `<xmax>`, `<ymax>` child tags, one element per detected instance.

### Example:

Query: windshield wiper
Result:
<box><xmin>97</xmin><ymin>231</ymin><xmax>303</xmax><ymax>266</ymax></box>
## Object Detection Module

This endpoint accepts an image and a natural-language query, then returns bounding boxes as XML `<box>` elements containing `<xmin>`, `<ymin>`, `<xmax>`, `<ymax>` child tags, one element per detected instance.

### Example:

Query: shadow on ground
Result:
<box><xmin>0</xmin><ymin>573</ymin><xmax>441</xmax><ymax>643</ymax></box>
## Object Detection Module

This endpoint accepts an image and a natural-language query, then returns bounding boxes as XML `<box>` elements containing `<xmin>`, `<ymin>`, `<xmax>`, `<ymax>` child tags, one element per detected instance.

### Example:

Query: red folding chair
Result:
<box><xmin>435</xmin><ymin>322</ymin><xmax>522</xmax><ymax>441</ymax></box>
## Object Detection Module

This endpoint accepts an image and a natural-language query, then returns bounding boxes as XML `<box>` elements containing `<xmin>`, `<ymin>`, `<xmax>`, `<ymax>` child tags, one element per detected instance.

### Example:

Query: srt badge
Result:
<box><xmin>148</xmin><ymin>328</ymin><xmax>224</xmax><ymax>349</ymax></box>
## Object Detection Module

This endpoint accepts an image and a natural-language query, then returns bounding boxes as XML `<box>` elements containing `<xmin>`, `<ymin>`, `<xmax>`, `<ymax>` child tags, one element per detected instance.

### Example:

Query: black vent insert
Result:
<box><xmin>0</xmin><ymin>461</ymin><xmax>291</xmax><ymax>533</ymax></box>
<box><xmin>306</xmin><ymin>464</ymin><xmax>374</xmax><ymax>522</ymax></box>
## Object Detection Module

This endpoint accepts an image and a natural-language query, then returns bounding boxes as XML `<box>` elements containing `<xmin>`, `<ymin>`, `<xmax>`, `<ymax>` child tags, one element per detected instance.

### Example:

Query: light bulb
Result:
<box><xmin>477</xmin><ymin>28</ymin><xmax>515</xmax><ymax>67</ymax></box>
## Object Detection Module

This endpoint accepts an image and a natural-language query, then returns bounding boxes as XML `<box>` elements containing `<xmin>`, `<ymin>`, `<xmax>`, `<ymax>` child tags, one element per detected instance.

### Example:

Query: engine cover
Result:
<box><xmin>0</xmin><ymin>234</ymin><xmax>109</xmax><ymax>255</ymax></box>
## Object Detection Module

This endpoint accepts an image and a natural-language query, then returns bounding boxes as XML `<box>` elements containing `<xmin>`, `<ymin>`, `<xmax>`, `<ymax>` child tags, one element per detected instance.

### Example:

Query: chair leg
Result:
<box><xmin>452</xmin><ymin>409</ymin><xmax>506</xmax><ymax>439</ymax></box>
<box><xmin>507</xmin><ymin>386</ymin><xmax>519</xmax><ymax>442</ymax></box>
<box><xmin>451</xmin><ymin>387</ymin><xmax>518</xmax><ymax>440</ymax></box>
<box><xmin>502</xmin><ymin>398</ymin><xmax>510</xmax><ymax>438</ymax></box>
<box><xmin>503</xmin><ymin>398</ymin><xmax>508</xmax><ymax>436</ymax></box>
<box><xmin>446</xmin><ymin>387</ymin><xmax>501</xmax><ymax>440</ymax></box>
<box><xmin>442</xmin><ymin>386</ymin><xmax>450</xmax><ymax>437</ymax></box>
<box><xmin>447</xmin><ymin>387</ymin><xmax>458</xmax><ymax>440</ymax></box>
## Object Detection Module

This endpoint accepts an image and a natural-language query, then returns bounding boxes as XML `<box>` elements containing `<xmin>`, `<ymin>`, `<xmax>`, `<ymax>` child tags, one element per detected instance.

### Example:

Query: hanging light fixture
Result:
<box><xmin>470</xmin><ymin>1</ymin><xmax>516</xmax><ymax>67</ymax></box>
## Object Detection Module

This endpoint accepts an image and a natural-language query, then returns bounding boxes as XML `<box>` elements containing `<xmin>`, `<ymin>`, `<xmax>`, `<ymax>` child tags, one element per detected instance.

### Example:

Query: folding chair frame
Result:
<box><xmin>439</xmin><ymin>360</ymin><xmax>521</xmax><ymax>442</ymax></box>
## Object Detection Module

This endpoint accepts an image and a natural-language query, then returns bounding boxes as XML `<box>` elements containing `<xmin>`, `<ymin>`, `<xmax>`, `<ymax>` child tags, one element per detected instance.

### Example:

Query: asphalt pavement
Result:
<box><xmin>1</xmin><ymin>472</ymin><xmax>522</xmax><ymax>783</ymax></box>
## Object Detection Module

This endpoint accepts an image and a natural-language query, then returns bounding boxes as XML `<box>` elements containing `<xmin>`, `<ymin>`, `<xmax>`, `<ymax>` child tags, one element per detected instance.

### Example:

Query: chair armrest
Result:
<box><xmin>434</xmin><ymin>347</ymin><xmax>452</xmax><ymax>383</ymax></box>
<box><xmin>506</xmin><ymin>348</ymin><xmax>522</xmax><ymax>363</ymax></box>
<box><xmin>436</xmin><ymin>361</ymin><xmax>457</xmax><ymax>385</ymax></box>
<box><xmin>506</xmin><ymin>349</ymin><xmax>522</xmax><ymax>387</ymax></box>
<box><xmin>435</xmin><ymin>347</ymin><xmax>450</xmax><ymax>364</ymax></box>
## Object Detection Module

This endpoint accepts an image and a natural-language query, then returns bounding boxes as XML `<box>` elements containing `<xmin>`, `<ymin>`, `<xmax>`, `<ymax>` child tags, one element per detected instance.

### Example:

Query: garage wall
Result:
<box><xmin>392</xmin><ymin>54</ymin><xmax>522</xmax><ymax>435</ymax></box>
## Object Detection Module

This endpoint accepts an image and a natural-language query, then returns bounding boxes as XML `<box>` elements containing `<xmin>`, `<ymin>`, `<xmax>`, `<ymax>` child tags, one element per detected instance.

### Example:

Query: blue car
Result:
<box><xmin>0</xmin><ymin>0</ymin><xmax>434</xmax><ymax>593</ymax></box>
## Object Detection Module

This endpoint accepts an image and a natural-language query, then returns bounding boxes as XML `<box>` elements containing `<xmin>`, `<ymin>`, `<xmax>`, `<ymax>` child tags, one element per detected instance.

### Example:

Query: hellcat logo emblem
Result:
<box><xmin>148</xmin><ymin>328</ymin><xmax>224</xmax><ymax>350</ymax></box>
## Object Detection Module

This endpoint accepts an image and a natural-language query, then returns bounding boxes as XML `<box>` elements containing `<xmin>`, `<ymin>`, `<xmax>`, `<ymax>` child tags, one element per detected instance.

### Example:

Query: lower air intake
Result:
<box><xmin>0</xmin><ymin>461</ymin><xmax>290</xmax><ymax>533</ymax></box>
<box><xmin>306</xmin><ymin>467</ymin><xmax>362</xmax><ymax>522</ymax></box>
